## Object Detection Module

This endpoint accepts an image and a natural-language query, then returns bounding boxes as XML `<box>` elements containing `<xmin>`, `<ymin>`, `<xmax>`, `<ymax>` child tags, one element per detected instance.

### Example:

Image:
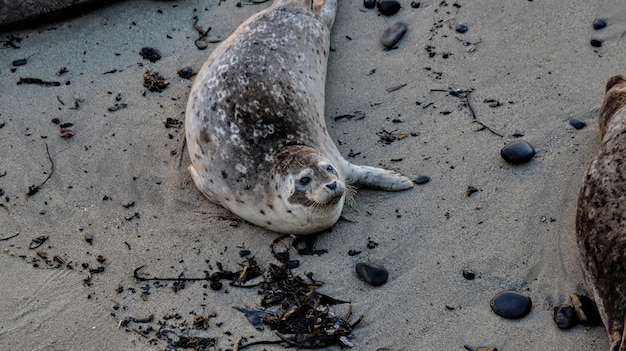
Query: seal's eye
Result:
<box><xmin>326</xmin><ymin>165</ymin><xmax>334</xmax><ymax>173</ymax></box>
<box><xmin>299</xmin><ymin>177</ymin><xmax>311</xmax><ymax>186</ymax></box>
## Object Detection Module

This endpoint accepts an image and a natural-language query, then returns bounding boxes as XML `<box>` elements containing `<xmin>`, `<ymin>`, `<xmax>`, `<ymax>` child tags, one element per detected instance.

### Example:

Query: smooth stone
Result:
<box><xmin>195</xmin><ymin>39</ymin><xmax>209</xmax><ymax>50</ymax></box>
<box><xmin>490</xmin><ymin>291</ymin><xmax>532</xmax><ymax>319</ymax></box>
<box><xmin>590</xmin><ymin>39</ymin><xmax>603</xmax><ymax>47</ymax></box>
<box><xmin>569</xmin><ymin>119</ymin><xmax>586</xmax><ymax>130</ymax></box>
<box><xmin>410</xmin><ymin>1</ymin><xmax>420</xmax><ymax>8</ymax></box>
<box><xmin>593</xmin><ymin>18</ymin><xmax>607</xmax><ymax>30</ymax></box>
<box><xmin>376</xmin><ymin>0</ymin><xmax>401</xmax><ymax>16</ymax></box>
<box><xmin>553</xmin><ymin>304</ymin><xmax>579</xmax><ymax>329</ymax></box>
<box><xmin>12</xmin><ymin>58</ymin><xmax>27</xmax><ymax>66</ymax></box>
<box><xmin>455</xmin><ymin>24</ymin><xmax>468</xmax><ymax>34</ymax></box>
<box><xmin>381</xmin><ymin>21</ymin><xmax>407</xmax><ymax>49</ymax></box>
<box><xmin>364</xmin><ymin>0</ymin><xmax>376</xmax><ymax>9</ymax></box>
<box><xmin>356</xmin><ymin>262</ymin><xmax>389</xmax><ymax>286</ymax></box>
<box><xmin>413</xmin><ymin>175</ymin><xmax>430</xmax><ymax>185</ymax></box>
<box><xmin>500</xmin><ymin>140</ymin><xmax>535</xmax><ymax>165</ymax></box>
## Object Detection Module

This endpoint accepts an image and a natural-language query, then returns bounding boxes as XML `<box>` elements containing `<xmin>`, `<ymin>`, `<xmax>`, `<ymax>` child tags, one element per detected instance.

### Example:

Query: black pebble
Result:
<box><xmin>356</xmin><ymin>262</ymin><xmax>389</xmax><ymax>286</ymax></box>
<box><xmin>500</xmin><ymin>140</ymin><xmax>535</xmax><ymax>165</ymax></box>
<box><xmin>569</xmin><ymin>119</ymin><xmax>587</xmax><ymax>130</ymax></box>
<box><xmin>381</xmin><ymin>21</ymin><xmax>408</xmax><ymax>49</ymax></box>
<box><xmin>593</xmin><ymin>18</ymin><xmax>607</xmax><ymax>30</ymax></box>
<box><xmin>410</xmin><ymin>1</ymin><xmax>420</xmax><ymax>8</ymax></box>
<box><xmin>177</xmin><ymin>66</ymin><xmax>194</xmax><ymax>79</ymax></box>
<box><xmin>140</xmin><ymin>47</ymin><xmax>161</xmax><ymax>62</ymax></box>
<box><xmin>553</xmin><ymin>304</ymin><xmax>579</xmax><ymax>329</ymax></box>
<box><xmin>364</xmin><ymin>0</ymin><xmax>376</xmax><ymax>8</ymax></box>
<box><xmin>590</xmin><ymin>39</ymin><xmax>603</xmax><ymax>47</ymax></box>
<box><xmin>490</xmin><ymin>291</ymin><xmax>532</xmax><ymax>319</ymax></box>
<box><xmin>84</xmin><ymin>233</ymin><xmax>93</xmax><ymax>245</ymax></box>
<box><xmin>413</xmin><ymin>175</ymin><xmax>430</xmax><ymax>185</ymax></box>
<box><xmin>455</xmin><ymin>24</ymin><xmax>468</xmax><ymax>34</ymax></box>
<box><xmin>462</xmin><ymin>269</ymin><xmax>475</xmax><ymax>280</ymax></box>
<box><xmin>12</xmin><ymin>58</ymin><xmax>27</xmax><ymax>66</ymax></box>
<box><xmin>377</xmin><ymin>0</ymin><xmax>401</xmax><ymax>16</ymax></box>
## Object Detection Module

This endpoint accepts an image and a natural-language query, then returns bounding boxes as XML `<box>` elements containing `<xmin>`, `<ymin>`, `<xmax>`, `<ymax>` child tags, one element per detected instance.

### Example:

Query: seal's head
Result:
<box><xmin>599</xmin><ymin>74</ymin><xmax>626</xmax><ymax>139</ymax></box>
<box><xmin>267</xmin><ymin>145</ymin><xmax>352</xmax><ymax>234</ymax></box>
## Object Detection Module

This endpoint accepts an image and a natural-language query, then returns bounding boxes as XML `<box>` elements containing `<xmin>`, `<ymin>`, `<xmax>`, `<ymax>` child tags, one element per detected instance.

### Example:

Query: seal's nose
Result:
<box><xmin>326</xmin><ymin>181</ymin><xmax>337</xmax><ymax>190</ymax></box>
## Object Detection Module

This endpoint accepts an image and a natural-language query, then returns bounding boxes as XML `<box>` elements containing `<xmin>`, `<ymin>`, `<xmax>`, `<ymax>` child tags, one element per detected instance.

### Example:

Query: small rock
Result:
<box><xmin>364</xmin><ymin>0</ymin><xmax>376</xmax><ymax>8</ymax></box>
<box><xmin>356</xmin><ymin>262</ymin><xmax>389</xmax><ymax>286</ymax></box>
<box><xmin>500</xmin><ymin>140</ymin><xmax>535</xmax><ymax>165</ymax></box>
<box><xmin>410</xmin><ymin>1</ymin><xmax>420</xmax><ymax>8</ymax></box>
<box><xmin>553</xmin><ymin>304</ymin><xmax>579</xmax><ymax>329</ymax></box>
<box><xmin>462</xmin><ymin>269</ymin><xmax>475</xmax><ymax>280</ymax></box>
<box><xmin>381</xmin><ymin>21</ymin><xmax>408</xmax><ymax>49</ymax></box>
<box><xmin>139</xmin><ymin>47</ymin><xmax>161</xmax><ymax>62</ymax></box>
<box><xmin>593</xmin><ymin>18</ymin><xmax>607</xmax><ymax>30</ymax></box>
<box><xmin>490</xmin><ymin>291</ymin><xmax>532</xmax><ymax>319</ymax></box>
<box><xmin>590</xmin><ymin>39</ymin><xmax>603</xmax><ymax>47</ymax></box>
<box><xmin>455</xmin><ymin>24</ymin><xmax>468</xmax><ymax>34</ymax></box>
<box><xmin>84</xmin><ymin>234</ymin><xmax>93</xmax><ymax>245</ymax></box>
<box><xmin>177</xmin><ymin>66</ymin><xmax>194</xmax><ymax>79</ymax></box>
<box><xmin>195</xmin><ymin>39</ymin><xmax>208</xmax><ymax>50</ymax></box>
<box><xmin>413</xmin><ymin>175</ymin><xmax>430</xmax><ymax>185</ymax></box>
<box><xmin>12</xmin><ymin>58</ymin><xmax>27</xmax><ymax>66</ymax></box>
<box><xmin>377</xmin><ymin>0</ymin><xmax>401</xmax><ymax>16</ymax></box>
<box><xmin>569</xmin><ymin>119</ymin><xmax>587</xmax><ymax>130</ymax></box>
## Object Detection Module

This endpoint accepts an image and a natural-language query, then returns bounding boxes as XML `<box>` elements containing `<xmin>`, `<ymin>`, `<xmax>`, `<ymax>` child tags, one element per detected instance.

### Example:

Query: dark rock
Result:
<box><xmin>356</xmin><ymin>262</ymin><xmax>389</xmax><ymax>286</ymax></box>
<box><xmin>84</xmin><ymin>233</ymin><xmax>93</xmax><ymax>245</ymax></box>
<box><xmin>593</xmin><ymin>18</ymin><xmax>607</xmax><ymax>30</ymax></box>
<box><xmin>553</xmin><ymin>304</ymin><xmax>579</xmax><ymax>329</ymax></box>
<box><xmin>462</xmin><ymin>269</ymin><xmax>475</xmax><ymax>280</ymax></box>
<box><xmin>590</xmin><ymin>39</ymin><xmax>603</xmax><ymax>47</ymax></box>
<box><xmin>195</xmin><ymin>39</ymin><xmax>208</xmax><ymax>50</ymax></box>
<box><xmin>364</xmin><ymin>0</ymin><xmax>376</xmax><ymax>8</ymax></box>
<box><xmin>490</xmin><ymin>291</ymin><xmax>532</xmax><ymax>319</ymax></box>
<box><xmin>410</xmin><ymin>1</ymin><xmax>420</xmax><ymax>8</ymax></box>
<box><xmin>455</xmin><ymin>24</ymin><xmax>468</xmax><ymax>34</ymax></box>
<box><xmin>381</xmin><ymin>21</ymin><xmax>407</xmax><ymax>49</ymax></box>
<box><xmin>177</xmin><ymin>66</ymin><xmax>194</xmax><ymax>79</ymax></box>
<box><xmin>413</xmin><ymin>175</ymin><xmax>430</xmax><ymax>185</ymax></box>
<box><xmin>376</xmin><ymin>0</ymin><xmax>401</xmax><ymax>16</ymax></box>
<box><xmin>569</xmin><ymin>119</ymin><xmax>587</xmax><ymax>130</ymax></box>
<box><xmin>500</xmin><ymin>140</ymin><xmax>535</xmax><ymax>165</ymax></box>
<box><xmin>139</xmin><ymin>47</ymin><xmax>161</xmax><ymax>63</ymax></box>
<box><xmin>12</xmin><ymin>58</ymin><xmax>27</xmax><ymax>66</ymax></box>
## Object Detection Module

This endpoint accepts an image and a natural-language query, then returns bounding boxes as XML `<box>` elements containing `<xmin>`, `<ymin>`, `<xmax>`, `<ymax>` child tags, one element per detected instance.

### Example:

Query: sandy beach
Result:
<box><xmin>1</xmin><ymin>0</ymin><xmax>626</xmax><ymax>350</ymax></box>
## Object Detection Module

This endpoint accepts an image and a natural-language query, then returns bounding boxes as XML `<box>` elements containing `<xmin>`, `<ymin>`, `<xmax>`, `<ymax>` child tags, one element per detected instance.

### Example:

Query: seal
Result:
<box><xmin>577</xmin><ymin>74</ymin><xmax>626</xmax><ymax>351</ymax></box>
<box><xmin>185</xmin><ymin>0</ymin><xmax>413</xmax><ymax>234</ymax></box>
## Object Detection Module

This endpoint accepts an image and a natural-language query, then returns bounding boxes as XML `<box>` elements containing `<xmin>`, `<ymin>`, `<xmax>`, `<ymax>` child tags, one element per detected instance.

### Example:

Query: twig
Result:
<box><xmin>0</xmin><ymin>233</ymin><xmax>19</xmax><ymax>241</ymax></box>
<box><xmin>26</xmin><ymin>143</ymin><xmax>54</xmax><ymax>197</ymax></box>
<box><xmin>472</xmin><ymin>120</ymin><xmax>504</xmax><ymax>137</ymax></box>
<box><xmin>232</xmin><ymin>336</ymin><xmax>242</xmax><ymax>351</ymax></box>
<box><xmin>133</xmin><ymin>265</ymin><xmax>208</xmax><ymax>282</ymax></box>
<box><xmin>464</xmin><ymin>90</ymin><xmax>477</xmax><ymax>119</ymax></box>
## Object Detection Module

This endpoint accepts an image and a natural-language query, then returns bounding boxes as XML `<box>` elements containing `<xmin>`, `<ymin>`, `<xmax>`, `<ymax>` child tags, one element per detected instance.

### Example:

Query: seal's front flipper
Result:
<box><xmin>344</xmin><ymin>163</ymin><xmax>413</xmax><ymax>191</ymax></box>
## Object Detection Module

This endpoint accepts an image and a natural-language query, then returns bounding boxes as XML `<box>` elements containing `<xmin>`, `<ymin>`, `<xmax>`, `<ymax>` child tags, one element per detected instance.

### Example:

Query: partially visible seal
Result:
<box><xmin>577</xmin><ymin>74</ymin><xmax>626</xmax><ymax>351</ymax></box>
<box><xmin>185</xmin><ymin>0</ymin><xmax>413</xmax><ymax>234</ymax></box>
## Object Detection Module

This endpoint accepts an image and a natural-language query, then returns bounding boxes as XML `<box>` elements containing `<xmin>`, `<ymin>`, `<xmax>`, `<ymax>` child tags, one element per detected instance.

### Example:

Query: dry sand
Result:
<box><xmin>1</xmin><ymin>0</ymin><xmax>625</xmax><ymax>350</ymax></box>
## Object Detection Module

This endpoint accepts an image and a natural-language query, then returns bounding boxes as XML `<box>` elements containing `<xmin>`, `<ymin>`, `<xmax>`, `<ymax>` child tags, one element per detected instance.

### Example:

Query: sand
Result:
<box><xmin>1</xmin><ymin>0</ymin><xmax>625</xmax><ymax>350</ymax></box>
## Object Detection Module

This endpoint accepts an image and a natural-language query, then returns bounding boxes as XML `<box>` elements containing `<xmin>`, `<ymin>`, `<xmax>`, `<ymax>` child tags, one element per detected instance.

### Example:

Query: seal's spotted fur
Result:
<box><xmin>577</xmin><ymin>74</ymin><xmax>626</xmax><ymax>351</ymax></box>
<box><xmin>185</xmin><ymin>0</ymin><xmax>412</xmax><ymax>234</ymax></box>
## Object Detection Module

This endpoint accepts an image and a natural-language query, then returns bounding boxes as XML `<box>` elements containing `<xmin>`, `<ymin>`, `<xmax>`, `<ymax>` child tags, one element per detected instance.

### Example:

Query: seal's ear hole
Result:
<box><xmin>299</xmin><ymin>176</ymin><xmax>312</xmax><ymax>186</ymax></box>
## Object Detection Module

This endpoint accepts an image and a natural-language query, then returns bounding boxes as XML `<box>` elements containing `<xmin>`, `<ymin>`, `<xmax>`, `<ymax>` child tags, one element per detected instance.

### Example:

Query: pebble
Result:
<box><xmin>177</xmin><ymin>66</ymin><xmax>194</xmax><ymax>79</ymax></box>
<box><xmin>12</xmin><ymin>58</ymin><xmax>27</xmax><ymax>66</ymax></box>
<box><xmin>413</xmin><ymin>175</ymin><xmax>430</xmax><ymax>185</ymax></box>
<box><xmin>356</xmin><ymin>262</ymin><xmax>389</xmax><ymax>286</ymax></box>
<box><xmin>455</xmin><ymin>24</ymin><xmax>469</xmax><ymax>34</ymax></box>
<box><xmin>553</xmin><ymin>304</ymin><xmax>579</xmax><ymax>329</ymax></box>
<box><xmin>462</xmin><ymin>269</ymin><xmax>475</xmax><ymax>280</ymax></box>
<box><xmin>490</xmin><ymin>291</ymin><xmax>532</xmax><ymax>319</ymax></box>
<box><xmin>593</xmin><ymin>18</ymin><xmax>607</xmax><ymax>30</ymax></box>
<box><xmin>500</xmin><ymin>140</ymin><xmax>535</xmax><ymax>165</ymax></box>
<box><xmin>410</xmin><ymin>1</ymin><xmax>420</xmax><ymax>8</ymax></box>
<box><xmin>590</xmin><ymin>39</ymin><xmax>603</xmax><ymax>47</ymax></box>
<box><xmin>195</xmin><ymin>39</ymin><xmax>209</xmax><ymax>50</ymax></box>
<box><xmin>140</xmin><ymin>47</ymin><xmax>161</xmax><ymax>62</ymax></box>
<box><xmin>569</xmin><ymin>119</ymin><xmax>586</xmax><ymax>130</ymax></box>
<box><xmin>364</xmin><ymin>0</ymin><xmax>376</xmax><ymax>8</ymax></box>
<box><xmin>376</xmin><ymin>0</ymin><xmax>401</xmax><ymax>16</ymax></box>
<box><xmin>381</xmin><ymin>21</ymin><xmax>408</xmax><ymax>49</ymax></box>
<box><xmin>84</xmin><ymin>233</ymin><xmax>93</xmax><ymax>245</ymax></box>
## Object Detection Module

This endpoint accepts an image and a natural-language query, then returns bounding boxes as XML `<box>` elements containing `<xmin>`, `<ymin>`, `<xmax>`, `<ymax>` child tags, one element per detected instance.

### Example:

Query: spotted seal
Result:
<box><xmin>577</xmin><ymin>74</ymin><xmax>626</xmax><ymax>351</ymax></box>
<box><xmin>185</xmin><ymin>0</ymin><xmax>413</xmax><ymax>234</ymax></box>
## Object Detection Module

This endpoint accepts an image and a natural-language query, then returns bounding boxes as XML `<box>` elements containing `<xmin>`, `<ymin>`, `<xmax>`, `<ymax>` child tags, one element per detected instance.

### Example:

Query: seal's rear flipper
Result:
<box><xmin>344</xmin><ymin>163</ymin><xmax>413</xmax><ymax>191</ymax></box>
